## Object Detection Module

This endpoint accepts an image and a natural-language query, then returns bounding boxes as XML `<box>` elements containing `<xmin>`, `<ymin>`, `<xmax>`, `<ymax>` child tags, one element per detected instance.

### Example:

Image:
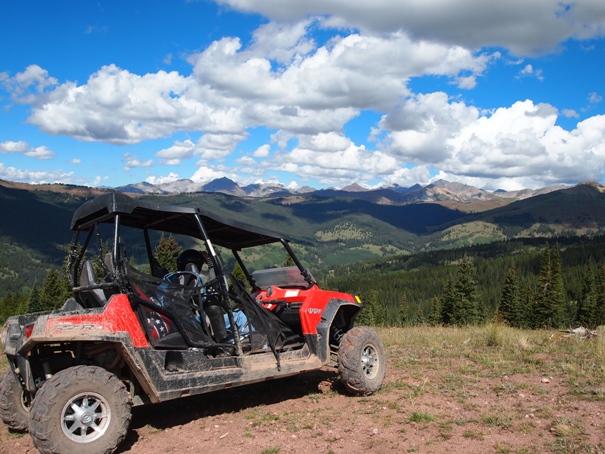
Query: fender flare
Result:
<box><xmin>13</xmin><ymin>334</ymin><xmax>160</xmax><ymax>404</ymax></box>
<box><xmin>311</xmin><ymin>299</ymin><xmax>362</xmax><ymax>363</ymax></box>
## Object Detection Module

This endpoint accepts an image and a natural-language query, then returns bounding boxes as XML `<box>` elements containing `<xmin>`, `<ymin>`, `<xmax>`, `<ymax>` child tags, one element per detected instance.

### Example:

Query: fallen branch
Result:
<box><xmin>559</xmin><ymin>327</ymin><xmax>598</xmax><ymax>338</ymax></box>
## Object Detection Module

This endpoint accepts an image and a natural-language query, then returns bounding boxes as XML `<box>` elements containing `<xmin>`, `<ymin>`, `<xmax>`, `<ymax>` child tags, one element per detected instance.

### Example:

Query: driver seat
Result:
<box><xmin>77</xmin><ymin>260</ymin><xmax>107</xmax><ymax>308</ymax></box>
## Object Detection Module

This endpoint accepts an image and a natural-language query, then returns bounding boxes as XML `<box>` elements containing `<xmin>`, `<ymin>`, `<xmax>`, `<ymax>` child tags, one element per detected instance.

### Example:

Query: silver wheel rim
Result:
<box><xmin>361</xmin><ymin>343</ymin><xmax>379</xmax><ymax>380</ymax></box>
<box><xmin>61</xmin><ymin>392</ymin><xmax>111</xmax><ymax>443</ymax></box>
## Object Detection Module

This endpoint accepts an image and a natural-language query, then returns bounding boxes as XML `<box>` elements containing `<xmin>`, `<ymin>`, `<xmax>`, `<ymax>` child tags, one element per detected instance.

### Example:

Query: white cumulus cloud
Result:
<box><xmin>145</xmin><ymin>172</ymin><xmax>180</xmax><ymax>185</ymax></box>
<box><xmin>0</xmin><ymin>163</ymin><xmax>73</xmax><ymax>184</ymax></box>
<box><xmin>215</xmin><ymin>0</ymin><xmax>605</xmax><ymax>56</ymax></box>
<box><xmin>382</xmin><ymin>95</ymin><xmax>605</xmax><ymax>189</ymax></box>
<box><xmin>123</xmin><ymin>152</ymin><xmax>154</xmax><ymax>171</ymax></box>
<box><xmin>0</xmin><ymin>141</ymin><xmax>55</xmax><ymax>160</ymax></box>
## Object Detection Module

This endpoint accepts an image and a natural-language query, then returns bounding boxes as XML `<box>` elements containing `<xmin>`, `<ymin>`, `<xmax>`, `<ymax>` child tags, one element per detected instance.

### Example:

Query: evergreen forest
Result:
<box><xmin>319</xmin><ymin>235</ymin><xmax>605</xmax><ymax>330</ymax></box>
<box><xmin>3</xmin><ymin>234</ymin><xmax>605</xmax><ymax>331</ymax></box>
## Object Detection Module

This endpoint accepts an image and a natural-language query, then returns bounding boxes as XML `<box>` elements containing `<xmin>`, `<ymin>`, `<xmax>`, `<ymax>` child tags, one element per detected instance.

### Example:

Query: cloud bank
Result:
<box><xmin>1</xmin><ymin>0</ymin><xmax>605</xmax><ymax>189</ymax></box>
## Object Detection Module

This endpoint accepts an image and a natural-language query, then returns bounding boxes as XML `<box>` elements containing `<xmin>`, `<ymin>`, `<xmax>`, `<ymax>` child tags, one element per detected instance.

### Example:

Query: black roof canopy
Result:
<box><xmin>71</xmin><ymin>192</ymin><xmax>288</xmax><ymax>249</ymax></box>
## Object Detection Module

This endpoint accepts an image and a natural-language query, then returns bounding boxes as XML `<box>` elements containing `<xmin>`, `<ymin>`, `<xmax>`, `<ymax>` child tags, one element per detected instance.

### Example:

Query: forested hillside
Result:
<box><xmin>3</xmin><ymin>180</ymin><xmax>605</xmax><ymax>329</ymax></box>
<box><xmin>321</xmin><ymin>235</ymin><xmax>605</xmax><ymax>329</ymax></box>
<box><xmin>0</xmin><ymin>183</ymin><xmax>92</xmax><ymax>296</ymax></box>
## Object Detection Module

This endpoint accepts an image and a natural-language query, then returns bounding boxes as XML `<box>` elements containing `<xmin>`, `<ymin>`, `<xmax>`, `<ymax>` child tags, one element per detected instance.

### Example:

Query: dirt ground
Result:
<box><xmin>1</xmin><ymin>331</ymin><xmax>604</xmax><ymax>454</ymax></box>
<box><xmin>1</xmin><ymin>368</ymin><xmax>603</xmax><ymax>454</ymax></box>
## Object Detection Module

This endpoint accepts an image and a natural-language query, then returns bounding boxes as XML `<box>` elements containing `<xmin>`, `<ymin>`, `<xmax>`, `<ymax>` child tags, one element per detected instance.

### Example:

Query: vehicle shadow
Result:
<box><xmin>117</xmin><ymin>367</ymin><xmax>341</xmax><ymax>452</ymax></box>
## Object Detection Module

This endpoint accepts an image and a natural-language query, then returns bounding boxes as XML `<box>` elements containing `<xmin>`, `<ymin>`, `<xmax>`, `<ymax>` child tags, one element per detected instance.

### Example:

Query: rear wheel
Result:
<box><xmin>28</xmin><ymin>366</ymin><xmax>132</xmax><ymax>454</ymax></box>
<box><xmin>338</xmin><ymin>327</ymin><xmax>386</xmax><ymax>396</ymax></box>
<box><xmin>0</xmin><ymin>370</ymin><xmax>31</xmax><ymax>432</ymax></box>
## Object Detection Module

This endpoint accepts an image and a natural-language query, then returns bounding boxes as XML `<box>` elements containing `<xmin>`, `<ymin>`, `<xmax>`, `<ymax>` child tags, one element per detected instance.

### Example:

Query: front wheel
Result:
<box><xmin>338</xmin><ymin>327</ymin><xmax>386</xmax><ymax>396</ymax></box>
<box><xmin>28</xmin><ymin>366</ymin><xmax>132</xmax><ymax>454</ymax></box>
<box><xmin>0</xmin><ymin>370</ymin><xmax>31</xmax><ymax>432</ymax></box>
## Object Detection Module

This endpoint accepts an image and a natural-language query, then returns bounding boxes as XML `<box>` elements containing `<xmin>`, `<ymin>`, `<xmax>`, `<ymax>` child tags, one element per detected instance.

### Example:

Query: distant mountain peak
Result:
<box><xmin>342</xmin><ymin>183</ymin><xmax>368</xmax><ymax>192</ymax></box>
<box><xmin>203</xmin><ymin>177</ymin><xmax>237</xmax><ymax>190</ymax></box>
<box><xmin>201</xmin><ymin>177</ymin><xmax>246</xmax><ymax>196</ymax></box>
<box><xmin>578</xmin><ymin>180</ymin><xmax>605</xmax><ymax>192</ymax></box>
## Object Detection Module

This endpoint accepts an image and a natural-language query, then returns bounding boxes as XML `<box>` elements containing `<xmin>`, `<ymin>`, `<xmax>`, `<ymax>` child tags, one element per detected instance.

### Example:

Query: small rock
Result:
<box><xmin>541</xmin><ymin>377</ymin><xmax>550</xmax><ymax>384</ymax></box>
<box><xmin>372</xmin><ymin>428</ymin><xmax>379</xmax><ymax>435</ymax></box>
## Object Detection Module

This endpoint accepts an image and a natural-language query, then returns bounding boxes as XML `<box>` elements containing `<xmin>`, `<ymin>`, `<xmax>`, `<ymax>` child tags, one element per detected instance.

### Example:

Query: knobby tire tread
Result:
<box><xmin>0</xmin><ymin>370</ymin><xmax>29</xmax><ymax>432</ymax></box>
<box><xmin>338</xmin><ymin>327</ymin><xmax>386</xmax><ymax>396</ymax></box>
<box><xmin>28</xmin><ymin>365</ymin><xmax>132</xmax><ymax>454</ymax></box>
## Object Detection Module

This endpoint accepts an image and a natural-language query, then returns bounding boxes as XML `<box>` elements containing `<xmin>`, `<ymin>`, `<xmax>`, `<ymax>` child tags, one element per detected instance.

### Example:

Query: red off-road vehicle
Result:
<box><xmin>0</xmin><ymin>192</ymin><xmax>386</xmax><ymax>454</ymax></box>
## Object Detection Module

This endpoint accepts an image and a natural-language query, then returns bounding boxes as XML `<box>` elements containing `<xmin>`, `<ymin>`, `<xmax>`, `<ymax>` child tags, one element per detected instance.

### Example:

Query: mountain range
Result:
<box><xmin>1</xmin><ymin>177</ymin><xmax>604</xmax><ymax>297</ymax></box>
<box><xmin>115</xmin><ymin>177</ymin><xmax>567</xmax><ymax>207</ymax></box>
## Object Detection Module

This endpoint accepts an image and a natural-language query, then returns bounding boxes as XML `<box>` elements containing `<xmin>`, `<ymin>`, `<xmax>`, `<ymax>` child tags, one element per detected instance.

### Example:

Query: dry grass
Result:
<box><xmin>375</xmin><ymin>324</ymin><xmax>605</xmax><ymax>452</ymax></box>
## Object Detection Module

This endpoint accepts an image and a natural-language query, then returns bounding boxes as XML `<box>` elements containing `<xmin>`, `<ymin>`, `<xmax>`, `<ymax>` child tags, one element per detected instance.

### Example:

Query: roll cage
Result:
<box><xmin>67</xmin><ymin>192</ymin><xmax>316</xmax><ymax>289</ymax></box>
<box><xmin>66</xmin><ymin>192</ymin><xmax>316</xmax><ymax>362</ymax></box>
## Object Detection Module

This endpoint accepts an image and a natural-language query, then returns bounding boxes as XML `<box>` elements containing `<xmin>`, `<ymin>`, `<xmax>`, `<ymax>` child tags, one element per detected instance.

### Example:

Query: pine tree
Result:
<box><xmin>232</xmin><ymin>262</ymin><xmax>247</xmax><ymax>282</ymax></box>
<box><xmin>0</xmin><ymin>292</ymin><xmax>14</xmax><ymax>323</ymax></box>
<box><xmin>452</xmin><ymin>259</ymin><xmax>479</xmax><ymax>326</ymax></box>
<box><xmin>283</xmin><ymin>254</ymin><xmax>295</xmax><ymax>267</ymax></box>
<box><xmin>27</xmin><ymin>286</ymin><xmax>44</xmax><ymax>313</ymax></box>
<box><xmin>356</xmin><ymin>290</ymin><xmax>377</xmax><ymax>326</ymax></box>
<box><xmin>415</xmin><ymin>305</ymin><xmax>426</xmax><ymax>325</ymax></box>
<box><xmin>14</xmin><ymin>291</ymin><xmax>29</xmax><ymax>316</ymax></box>
<box><xmin>155</xmin><ymin>234</ymin><xmax>183</xmax><ymax>273</ymax></box>
<box><xmin>532</xmin><ymin>244</ymin><xmax>567</xmax><ymax>328</ymax></box>
<box><xmin>40</xmin><ymin>268</ymin><xmax>71</xmax><ymax>311</ymax></box>
<box><xmin>374</xmin><ymin>296</ymin><xmax>388</xmax><ymax>327</ymax></box>
<box><xmin>428</xmin><ymin>296</ymin><xmax>441</xmax><ymax>325</ymax></box>
<box><xmin>595</xmin><ymin>265</ymin><xmax>605</xmax><ymax>327</ymax></box>
<box><xmin>496</xmin><ymin>262</ymin><xmax>521</xmax><ymax>327</ymax></box>
<box><xmin>230</xmin><ymin>262</ymin><xmax>248</xmax><ymax>293</ymax></box>
<box><xmin>549</xmin><ymin>244</ymin><xmax>567</xmax><ymax>327</ymax></box>
<box><xmin>0</xmin><ymin>290</ymin><xmax>32</xmax><ymax>321</ymax></box>
<box><xmin>398</xmin><ymin>293</ymin><xmax>408</xmax><ymax>326</ymax></box>
<box><xmin>519</xmin><ymin>281</ymin><xmax>535</xmax><ymax>329</ymax></box>
<box><xmin>576</xmin><ymin>259</ymin><xmax>597</xmax><ymax>328</ymax></box>
<box><xmin>534</xmin><ymin>245</ymin><xmax>552</xmax><ymax>328</ymax></box>
<box><xmin>439</xmin><ymin>276</ymin><xmax>456</xmax><ymax>326</ymax></box>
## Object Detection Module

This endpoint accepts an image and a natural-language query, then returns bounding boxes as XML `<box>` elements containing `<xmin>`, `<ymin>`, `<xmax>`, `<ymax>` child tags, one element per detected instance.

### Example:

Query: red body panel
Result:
<box><xmin>257</xmin><ymin>285</ymin><xmax>358</xmax><ymax>335</ymax></box>
<box><xmin>45</xmin><ymin>295</ymin><xmax>150</xmax><ymax>348</ymax></box>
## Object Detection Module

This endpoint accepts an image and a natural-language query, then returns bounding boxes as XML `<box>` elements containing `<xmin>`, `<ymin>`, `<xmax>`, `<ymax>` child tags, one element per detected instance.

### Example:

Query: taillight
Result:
<box><xmin>24</xmin><ymin>324</ymin><xmax>34</xmax><ymax>339</ymax></box>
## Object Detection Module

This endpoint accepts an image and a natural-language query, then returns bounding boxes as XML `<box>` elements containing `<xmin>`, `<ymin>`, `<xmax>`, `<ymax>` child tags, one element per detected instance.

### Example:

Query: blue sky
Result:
<box><xmin>1</xmin><ymin>0</ymin><xmax>604</xmax><ymax>191</ymax></box>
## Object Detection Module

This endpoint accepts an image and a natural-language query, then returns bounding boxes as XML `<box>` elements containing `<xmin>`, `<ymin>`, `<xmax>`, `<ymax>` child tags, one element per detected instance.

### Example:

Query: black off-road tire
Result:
<box><xmin>338</xmin><ymin>327</ymin><xmax>386</xmax><ymax>396</ymax></box>
<box><xmin>28</xmin><ymin>366</ymin><xmax>132</xmax><ymax>454</ymax></box>
<box><xmin>0</xmin><ymin>370</ymin><xmax>31</xmax><ymax>432</ymax></box>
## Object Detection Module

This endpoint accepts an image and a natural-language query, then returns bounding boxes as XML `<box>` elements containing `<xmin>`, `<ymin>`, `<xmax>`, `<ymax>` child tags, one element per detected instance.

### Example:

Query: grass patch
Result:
<box><xmin>480</xmin><ymin>414</ymin><xmax>511</xmax><ymax>428</ymax></box>
<box><xmin>244</xmin><ymin>407</ymin><xmax>280</xmax><ymax>427</ymax></box>
<box><xmin>463</xmin><ymin>429</ymin><xmax>484</xmax><ymax>440</ymax></box>
<box><xmin>261</xmin><ymin>448</ymin><xmax>281</xmax><ymax>454</ymax></box>
<box><xmin>408</xmin><ymin>411</ymin><xmax>434</xmax><ymax>423</ymax></box>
